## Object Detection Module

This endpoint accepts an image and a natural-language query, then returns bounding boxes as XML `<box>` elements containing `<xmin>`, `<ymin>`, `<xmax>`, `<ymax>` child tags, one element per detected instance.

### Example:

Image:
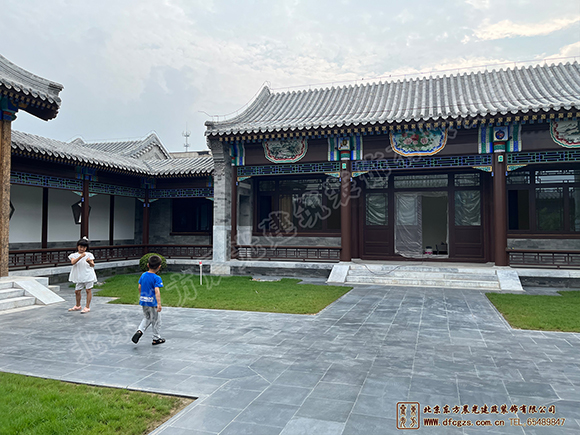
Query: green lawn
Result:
<box><xmin>486</xmin><ymin>291</ymin><xmax>580</xmax><ymax>332</ymax></box>
<box><xmin>95</xmin><ymin>274</ymin><xmax>351</xmax><ymax>314</ymax></box>
<box><xmin>0</xmin><ymin>372</ymin><xmax>191</xmax><ymax>435</ymax></box>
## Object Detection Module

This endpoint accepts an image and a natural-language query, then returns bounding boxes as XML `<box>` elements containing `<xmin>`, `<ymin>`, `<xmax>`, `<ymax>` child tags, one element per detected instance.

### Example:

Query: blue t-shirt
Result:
<box><xmin>139</xmin><ymin>272</ymin><xmax>163</xmax><ymax>307</ymax></box>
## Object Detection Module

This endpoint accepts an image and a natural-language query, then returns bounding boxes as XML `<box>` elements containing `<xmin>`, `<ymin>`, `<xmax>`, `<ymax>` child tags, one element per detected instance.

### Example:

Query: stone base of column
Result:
<box><xmin>213</xmin><ymin>225</ymin><xmax>231</xmax><ymax>263</ymax></box>
<box><xmin>210</xmin><ymin>263</ymin><xmax>231</xmax><ymax>275</ymax></box>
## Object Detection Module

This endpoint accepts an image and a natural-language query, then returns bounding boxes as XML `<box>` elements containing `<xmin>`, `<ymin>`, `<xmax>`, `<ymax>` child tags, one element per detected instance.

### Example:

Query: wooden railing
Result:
<box><xmin>236</xmin><ymin>245</ymin><xmax>341</xmax><ymax>262</ymax></box>
<box><xmin>507</xmin><ymin>249</ymin><xmax>580</xmax><ymax>268</ymax></box>
<box><xmin>9</xmin><ymin>243</ymin><xmax>341</xmax><ymax>269</ymax></box>
<box><xmin>93</xmin><ymin>245</ymin><xmax>148</xmax><ymax>261</ymax></box>
<box><xmin>9</xmin><ymin>244</ymin><xmax>212</xmax><ymax>270</ymax></box>
<box><xmin>9</xmin><ymin>249</ymin><xmax>74</xmax><ymax>269</ymax></box>
<box><xmin>147</xmin><ymin>244</ymin><xmax>212</xmax><ymax>259</ymax></box>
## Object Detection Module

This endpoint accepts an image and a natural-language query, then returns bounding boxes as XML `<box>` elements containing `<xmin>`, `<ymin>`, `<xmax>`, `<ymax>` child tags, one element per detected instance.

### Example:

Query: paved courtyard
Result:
<box><xmin>1</xmin><ymin>279</ymin><xmax>580</xmax><ymax>434</ymax></box>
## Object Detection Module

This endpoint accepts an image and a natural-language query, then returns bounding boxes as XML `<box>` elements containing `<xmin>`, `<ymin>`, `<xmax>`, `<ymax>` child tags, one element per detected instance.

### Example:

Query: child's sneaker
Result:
<box><xmin>131</xmin><ymin>330</ymin><xmax>143</xmax><ymax>344</ymax></box>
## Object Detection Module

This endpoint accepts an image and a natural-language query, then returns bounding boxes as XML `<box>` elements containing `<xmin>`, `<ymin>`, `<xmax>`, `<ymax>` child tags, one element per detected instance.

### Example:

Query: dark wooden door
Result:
<box><xmin>450</xmin><ymin>189</ymin><xmax>485</xmax><ymax>259</ymax></box>
<box><xmin>361</xmin><ymin>191</ymin><xmax>392</xmax><ymax>258</ymax></box>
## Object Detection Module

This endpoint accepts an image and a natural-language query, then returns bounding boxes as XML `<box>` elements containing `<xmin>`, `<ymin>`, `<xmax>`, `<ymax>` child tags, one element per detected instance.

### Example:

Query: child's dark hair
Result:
<box><xmin>77</xmin><ymin>238</ymin><xmax>89</xmax><ymax>249</ymax></box>
<box><xmin>147</xmin><ymin>255</ymin><xmax>162</xmax><ymax>270</ymax></box>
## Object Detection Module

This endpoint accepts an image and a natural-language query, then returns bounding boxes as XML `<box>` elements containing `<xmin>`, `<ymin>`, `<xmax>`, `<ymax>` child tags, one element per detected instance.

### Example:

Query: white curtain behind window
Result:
<box><xmin>395</xmin><ymin>193</ymin><xmax>421</xmax><ymax>256</ymax></box>
<box><xmin>395</xmin><ymin>192</ymin><xmax>448</xmax><ymax>257</ymax></box>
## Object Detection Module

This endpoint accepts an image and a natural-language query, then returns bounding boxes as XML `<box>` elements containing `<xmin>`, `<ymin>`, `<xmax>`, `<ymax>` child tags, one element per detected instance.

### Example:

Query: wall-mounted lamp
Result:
<box><xmin>71</xmin><ymin>200</ymin><xmax>91</xmax><ymax>224</ymax></box>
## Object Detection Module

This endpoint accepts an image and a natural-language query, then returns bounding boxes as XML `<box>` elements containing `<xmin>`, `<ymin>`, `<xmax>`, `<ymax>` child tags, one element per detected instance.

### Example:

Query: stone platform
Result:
<box><xmin>11</xmin><ymin>258</ymin><xmax>580</xmax><ymax>292</ymax></box>
<box><xmin>328</xmin><ymin>262</ymin><xmax>524</xmax><ymax>292</ymax></box>
<box><xmin>0</xmin><ymin>278</ymin><xmax>579</xmax><ymax>434</ymax></box>
<box><xmin>0</xmin><ymin>276</ymin><xmax>64</xmax><ymax>314</ymax></box>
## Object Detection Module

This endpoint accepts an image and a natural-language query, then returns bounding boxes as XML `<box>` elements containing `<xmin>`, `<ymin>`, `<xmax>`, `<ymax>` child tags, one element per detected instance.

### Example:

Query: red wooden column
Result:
<box><xmin>0</xmin><ymin>119</ymin><xmax>12</xmax><ymax>276</ymax></box>
<box><xmin>41</xmin><ymin>188</ymin><xmax>49</xmax><ymax>248</ymax></box>
<box><xmin>493</xmin><ymin>151</ymin><xmax>508</xmax><ymax>266</ymax></box>
<box><xmin>109</xmin><ymin>195</ymin><xmax>115</xmax><ymax>245</ymax></box>
<box><xmin>142</xmin><ymin>188</ymin><xmax>150</xmax><ymax>248</ymax></box>
<box><xmin>81</xmin><ymin>179</ymin><xmax>90</xmax><ymax>239</ymax></box>
<box><xmin>340</xmin><ymin>160</ymin><xmax>352</xmax><ymax>262</ymax></box>
<box><xmin>231</xmin><ymin>167</ymin><xmax>238</xmax><ymax>258</ymax></box>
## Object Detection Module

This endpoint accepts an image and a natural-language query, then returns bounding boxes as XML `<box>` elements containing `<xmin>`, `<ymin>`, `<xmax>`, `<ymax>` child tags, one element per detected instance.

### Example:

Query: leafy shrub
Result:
<box><xmin>139</xmin><ymin>253</ymin><xmax>167</xmax><ymax>273</ymax></box>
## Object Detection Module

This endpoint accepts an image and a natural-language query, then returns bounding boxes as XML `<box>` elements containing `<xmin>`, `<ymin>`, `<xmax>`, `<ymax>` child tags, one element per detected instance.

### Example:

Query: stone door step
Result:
<box><xmin>338</xmin><ymin>264</ymin><xmax>522</xmax><ymax>291</ymax></box>
<box><xmin>0</xmin><ymin>305</ymin><xmax>42</xmax><ymax>316</ymax></box>
<box><xmin>345</xmin><ymin>275</ymin><xmax>501</xmax><ymax>289</ymax></box>
<box><xmin>0</xmin><ymin>282</ymin><xmax>15</xmax><ymax>290</ymax></box>
<box><xmin>0</xmin><ymin>277</ymin><xmax>66</xmax><ymax>313</ymax></box>
<box><xmin>0</xmin><ymin>288</ymin><xmax>26</xmax><ymax>300</ymax></box>
<box><xmin>0</xmin><ymin>296</ymin><xmax>37</xmax><ymax>311</ymax></box>
<box><xmin>349</xmin><ymin>264</ymin><xmax>495</xmax><ymax>274</ymax></box>
<box><xmin>348</xmin><ymin>270</ymin><xmax>498</xmax><ymax>281</ymax></box>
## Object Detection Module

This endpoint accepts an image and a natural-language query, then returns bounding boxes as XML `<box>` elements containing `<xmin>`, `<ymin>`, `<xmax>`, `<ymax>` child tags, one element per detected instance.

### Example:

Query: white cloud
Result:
<box><xmin>375</xmin><ymin>56</ymin><xmax>513</xmax><ymax>82</ymax></box>
<box><xmin>270</xmin><ymin>55</ymin><xmax>533</xmax><ymax>93</ymax></box>
<box><xmin>395</xmin><ymin>9</ymin><xmax>414</xmax><ymax>24</ymax></box>
<box><xmin>542</xmin><ymin>41</ymin><xmax>580</xmax><ymax>61</ymax></box>
<box><xmin>465</xmin><ymin>0</ymin><xmax>490</xmax><ymax>10</ymax></box>
<box><xmin>474</xmin><ymin>16</ymin><xmax>580</xmax><ymax>40</ymax></box>
<box><xmin>4</xmin><ymin>0</ymin><xmax>580</xmax><ymax>151</ymax></box>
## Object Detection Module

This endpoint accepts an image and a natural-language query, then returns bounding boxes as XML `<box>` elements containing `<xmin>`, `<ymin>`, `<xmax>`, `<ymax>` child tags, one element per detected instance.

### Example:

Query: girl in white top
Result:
<box><xmin>68</xmin><ymin>237</ymin><xmax>97</xmax><ymax>314</ymax></box>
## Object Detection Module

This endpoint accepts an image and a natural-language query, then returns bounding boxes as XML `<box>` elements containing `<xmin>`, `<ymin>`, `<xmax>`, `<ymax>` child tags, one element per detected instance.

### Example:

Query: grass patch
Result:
<box><xmin>0</xmin><ymin>372</ymin><xmax>192</xmax><ymax>435</ymax></box>
<box><xmin>95</xmin><ymin>274</ymin><xmax>351</xmax><ymax>314</ymax></box>
<box><xmin>486</xmin><ymin>291</ymin><xmax>580</xmax><ymax>332</ymax></box>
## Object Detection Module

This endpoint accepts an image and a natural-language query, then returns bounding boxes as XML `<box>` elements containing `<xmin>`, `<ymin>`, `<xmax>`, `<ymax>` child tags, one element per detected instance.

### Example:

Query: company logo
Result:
<box><xmin>397</xmin><ymin>402</ymin><xmax>420</xmax><ymax>429</ymax></box>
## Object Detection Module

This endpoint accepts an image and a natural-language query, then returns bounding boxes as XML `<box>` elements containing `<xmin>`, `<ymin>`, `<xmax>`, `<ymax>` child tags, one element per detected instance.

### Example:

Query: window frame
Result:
<box><xmin>253</xmin><ymin>175</ymin><xmax>342</xmax><ymax>236</ymax></box>
<box><xmin>171</xmin><ymin>197</ymin><xmax>214</xmax><ymax>235</ymax></box>
<box><xmin>507</xmin><ymin>167</ymin><xmax>580</xmax><ymax>235</ymax></box>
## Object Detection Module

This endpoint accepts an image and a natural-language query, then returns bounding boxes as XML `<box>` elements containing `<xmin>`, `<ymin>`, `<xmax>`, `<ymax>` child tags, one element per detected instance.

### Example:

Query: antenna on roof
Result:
<box><xmin>182</xmin><ymin>124</ymin><xmax>191</xmax><ymax>152</ymax></box>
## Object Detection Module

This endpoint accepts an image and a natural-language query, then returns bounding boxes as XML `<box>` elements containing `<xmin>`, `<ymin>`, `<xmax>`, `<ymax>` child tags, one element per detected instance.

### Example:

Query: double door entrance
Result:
<box><xmin>360</xmin><ymin>172</ymin><xmax>489</xmax><ymax>261</ymax></box>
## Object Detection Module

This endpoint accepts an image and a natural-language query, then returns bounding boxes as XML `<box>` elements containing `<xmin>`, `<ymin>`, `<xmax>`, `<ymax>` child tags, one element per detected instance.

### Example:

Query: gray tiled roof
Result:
<box><xmin>11</xmin><ymin>130</ymin><xmax>212</xmax><ymax>177</ymax></box>
<box><xmin>146</xmin><ymin>156</ymin><xmax>213</xmax><ymax>176</ymax></box>
<box><xmin>76</xmin><ymin>133</ymin><xmax>171</xmax><ymax>160</ymax></box>
<box><xmin>205</xmin><ymin>62</ymin><xmax>580</xmax><ymax>136</ymax></box>
<box><xmin>0</xmin><ymin>54</ymin><xmax>63</xmax><ymax>120</ymax></box>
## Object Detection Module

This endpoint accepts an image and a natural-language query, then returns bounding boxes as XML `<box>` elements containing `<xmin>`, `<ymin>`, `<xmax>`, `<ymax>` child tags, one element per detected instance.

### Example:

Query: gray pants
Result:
<box><xmin>139</xmin><ymin>306</ymin><xmax>161</xmax><ymax>340</ymax></box>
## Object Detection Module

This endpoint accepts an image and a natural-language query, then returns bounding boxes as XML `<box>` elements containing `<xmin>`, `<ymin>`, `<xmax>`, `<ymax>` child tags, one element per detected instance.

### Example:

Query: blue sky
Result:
<box><xmin>2</xmin><ymin>0</ymin><xmax>579</xmax><ymax>151</ymax></box>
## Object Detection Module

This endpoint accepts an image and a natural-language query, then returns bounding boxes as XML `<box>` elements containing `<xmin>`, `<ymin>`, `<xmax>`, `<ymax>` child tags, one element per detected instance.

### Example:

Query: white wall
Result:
<box><xmin>48</xmin><ymin>189</ymin><xmax>82</xmax><ymax>242</ymax></box>
<box><xmin>9</xmin><ymin>185</ymin><xmax>42</xmax><ymax>243</ymax></box>
<box><xmin>10</xmin><ymin>186</ymin><xmax>137</xmax><ymax>244</ymax></box>
<box><xmin>114</xmin><ymin>196</ymin><xmax>135</xmax><ymax>240</ymax></box>
<box><xmin>88</xmin><ymin>194</ymin><xmax>110</xmax><ymax>241</ymax></box>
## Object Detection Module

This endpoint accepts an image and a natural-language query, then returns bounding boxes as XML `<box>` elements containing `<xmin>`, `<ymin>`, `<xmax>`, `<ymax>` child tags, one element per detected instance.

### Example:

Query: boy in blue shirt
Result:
<box><xmin>132</xmin><ymin>255</ymin><xmax>165</xmax><ymax>345</ymax></box>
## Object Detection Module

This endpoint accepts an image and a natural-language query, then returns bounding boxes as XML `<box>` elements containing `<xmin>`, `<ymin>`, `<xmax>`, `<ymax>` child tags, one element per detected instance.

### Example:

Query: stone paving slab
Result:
<box><xmin>0</xmin><ymin>281</ymin><xmax>579</xmax><ymax>434</ymax></box>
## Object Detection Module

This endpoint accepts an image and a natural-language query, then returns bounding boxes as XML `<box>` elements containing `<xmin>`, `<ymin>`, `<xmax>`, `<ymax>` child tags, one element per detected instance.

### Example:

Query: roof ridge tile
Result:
<box><xmin>12</xmin><ymin>130</ymin><xmax>212</xmax><ymax>176</ymax></box>
<box><xmin>206</xmin><ymin>62</ymin><xmax>579</xmax><ymax>136</ymax></box>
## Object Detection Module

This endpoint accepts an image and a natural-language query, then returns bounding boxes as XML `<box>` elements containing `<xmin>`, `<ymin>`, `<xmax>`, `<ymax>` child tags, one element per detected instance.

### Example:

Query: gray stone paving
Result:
<box><xmin>1</xmin><ymin>280</ymin><xmax>580</xmax><ymax>434</ymax></box>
